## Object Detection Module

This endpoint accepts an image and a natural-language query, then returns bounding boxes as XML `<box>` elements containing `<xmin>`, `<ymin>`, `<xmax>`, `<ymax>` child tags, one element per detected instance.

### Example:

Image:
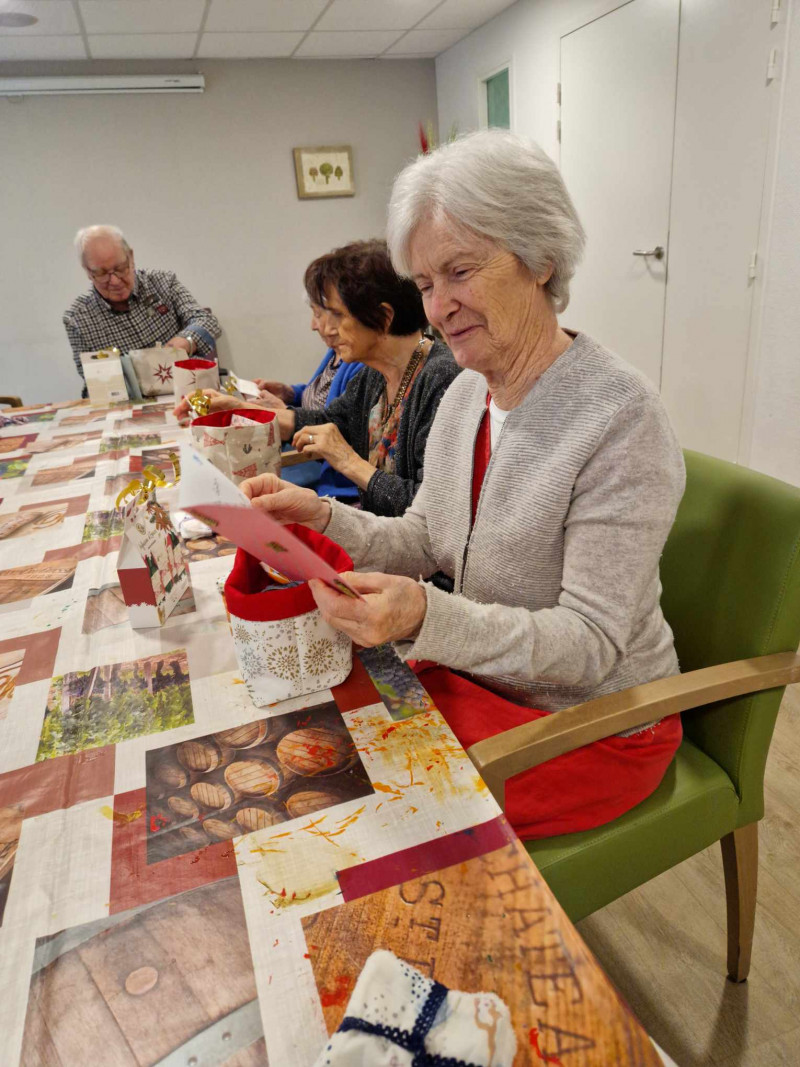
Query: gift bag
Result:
<box><xmin>117</xmin><ymin>470</ymin><xmax>192</xmax><ymax>628</ymax></box>
<box><xmin>128</xmin><ymin>345</ymin><xmax>182</xmax><ymax>397</ymax></box>
<box><xmin>223</xmin><ymin>527</ymin><xmax>353</xmax><ymax>706</ymax></box>
<box><xmin>190</xmin><ymin>408</ymin><xmax>281</xmax><ymax>485</ymax></box>
<box><xmin>173</xmin><ymin>358</ymin><xmax>220</xmax><ymax>401</ymax></box>
<box><xmin>80</xmin><ymin>349</ymin><xmax>128</xmax><ymax>404</ymax></box>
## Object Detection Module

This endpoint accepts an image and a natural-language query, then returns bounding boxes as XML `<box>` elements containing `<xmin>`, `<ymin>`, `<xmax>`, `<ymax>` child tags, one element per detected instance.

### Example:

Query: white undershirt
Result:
<box><xmin>488</xmin><ymin>397</ymin><xmax>510</xmax><ymax>451</ymax></box>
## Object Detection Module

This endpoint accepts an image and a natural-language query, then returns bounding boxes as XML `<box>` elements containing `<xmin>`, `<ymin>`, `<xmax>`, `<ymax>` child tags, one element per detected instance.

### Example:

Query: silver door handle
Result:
<box><xmin>633</xmin><ymin>245</ymin><xmax>665</xmax><ymax>259</ymax></box>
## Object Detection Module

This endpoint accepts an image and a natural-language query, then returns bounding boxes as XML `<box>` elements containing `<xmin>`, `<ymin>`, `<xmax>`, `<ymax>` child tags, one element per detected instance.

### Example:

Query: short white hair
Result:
<box><xmin>74</xmin><ymin>225</ymin><xmax>131</xmax><ymax>266</ymax></box>
<box><xmin>387</xmin><ymin>129</ymin><xmax>586</xmax><ymax>313</ymax></box>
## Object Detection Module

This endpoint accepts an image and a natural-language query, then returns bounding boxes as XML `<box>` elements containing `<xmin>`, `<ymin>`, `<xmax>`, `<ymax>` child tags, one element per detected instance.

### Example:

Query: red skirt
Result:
<box><xmin>413</xmin><ymin>665</ymin><xmax>682</xmax><ymax>841</ymax></box>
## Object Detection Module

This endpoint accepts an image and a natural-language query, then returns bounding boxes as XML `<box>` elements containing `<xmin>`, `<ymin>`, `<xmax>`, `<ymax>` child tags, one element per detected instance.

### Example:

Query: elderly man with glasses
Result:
<box><xmin>63</xmin><ymin>225</ymin><xmax>222</xmax><ymax>396</ymax></box>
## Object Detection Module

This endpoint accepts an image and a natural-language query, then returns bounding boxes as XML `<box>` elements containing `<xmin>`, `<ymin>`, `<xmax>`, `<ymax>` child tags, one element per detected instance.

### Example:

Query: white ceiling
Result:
<box><xmin>0</xmin><ymin>0</ymin><xmax>518</xmax><ymax>62</ymax></box>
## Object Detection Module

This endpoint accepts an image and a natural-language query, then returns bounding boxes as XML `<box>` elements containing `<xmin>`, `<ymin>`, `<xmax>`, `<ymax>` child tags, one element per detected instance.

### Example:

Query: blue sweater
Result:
<box><xmin>283</xmin><ymin>349</ymin><xmax>364</xmax><ymax>498</ymax></box>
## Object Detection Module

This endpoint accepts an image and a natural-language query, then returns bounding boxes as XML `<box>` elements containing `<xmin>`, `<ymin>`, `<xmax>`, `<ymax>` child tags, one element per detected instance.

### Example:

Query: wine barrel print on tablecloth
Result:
<box><xmin>166</xmin><ymin>792</ymin><xmax>201</xmax><ymax>820</ymax></box>
<box><xmin>152</xmin><ymin>757</ymin><xmax>188</xmax><ymax>790</ymax></box>
<box><xmin>175</xmin><ymin>737</ymin><xmax>232</xmax><ymax>773</ymax></box>
<box><xmin>190</xmin><ymin>769</ymin><xmax>241</xmax><ymax>811</ymax></box>
<box><xmin>285</xmin><ymin>786</ymin><xmax>349</xmax><ymax>819</ymax></box>
<box><xmin>144</xmin><ymin>702</ymin><xmax>374</xmax><ymax>864</ymax></box>
<box><xmin>20</xmin><ymin>878</ymin><xmax>268</xmax><ymax>1066</ymax></box>
<box><xmin>235</xmin><ymin>803</ymin><xmax>287</xmax><ymax>831</ymax></box>
<box><xmin>276</xmin><ymin>727</ymin><xmax>357</xmax><ymax>776</ymax></box>
<box><xmin>213</xmin><ymin>719</ymin><xmax>273</xmax><ymax>749</ymax></box>
<box><xmin>224</xmin><ymin>755</ymin><xmax>285</xmax><ymax>798</ymax></box>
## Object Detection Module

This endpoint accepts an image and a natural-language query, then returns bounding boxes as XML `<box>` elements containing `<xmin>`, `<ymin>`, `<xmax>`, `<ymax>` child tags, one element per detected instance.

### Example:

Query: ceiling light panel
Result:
<box><xmin>0</xmin><ymin>34</ymin><xmax>86</xmax><ymax>59</ymax></box>
<box><xmin>295</xmin><ymin>30</ymin><xmax>405</xmax><ymax>58</ymax></box>
<box><xmin>204</xmin><ymin>0</ymin><xmax>329</xmax><ymax>33</ymax></box>
<box><xmin>0</xmin><ymin>1</ymin><xmax>80</xmax><ymax>35</ymax></box>
<box><xmin>385</xmin><ymin>28</ymin><xmax>468</xmax><ymax>55</ymax></box>
<box><xmin>197</xmin><ymin>31</ymin><xmax>304</xmax><ymax>58</ymax></box>
<box><xmin>89</xmin><ymin>34</ymin><xmax>198</xmax><ymax>60</ymax></box>
<box><xmin>79</xmin><ymin>0</ymin><xmax>206</xmax><ymax>36</ymax></box>
<box><xmin>417</xmin><ymin>0</ymin><xmax>517</xmax><ymax>31</ymax></box>
<box><xmin>316</xmin><ymin>0</ymin><xmax>441</xmax><ymax>32</ymax></box>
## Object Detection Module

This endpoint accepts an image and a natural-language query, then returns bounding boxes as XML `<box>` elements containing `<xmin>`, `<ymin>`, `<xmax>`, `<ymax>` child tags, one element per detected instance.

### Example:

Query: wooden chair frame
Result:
<box><xmin>467</xmin><ymin>651</ymin><xmax>800</xmax><ymax>982</ymax></box>
<box><xmin>280</xmin><ymin>449</ymin><xmax>316</xmax><ymax>468</ymax></box>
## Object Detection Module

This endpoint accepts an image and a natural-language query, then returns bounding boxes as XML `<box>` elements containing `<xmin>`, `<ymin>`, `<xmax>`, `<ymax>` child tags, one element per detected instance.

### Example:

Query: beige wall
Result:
<box><xmin>0</xmin><ymin>58</ymin><xmax>437</xmax><ymax>404</ymax></box>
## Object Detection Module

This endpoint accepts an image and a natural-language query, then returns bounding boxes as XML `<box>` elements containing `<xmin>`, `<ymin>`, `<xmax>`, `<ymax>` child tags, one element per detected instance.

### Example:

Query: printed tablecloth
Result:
<box><xmin>0</xmin><ymin>398</ymin><xmax>662</xmax><ymax>1066</ymax></box>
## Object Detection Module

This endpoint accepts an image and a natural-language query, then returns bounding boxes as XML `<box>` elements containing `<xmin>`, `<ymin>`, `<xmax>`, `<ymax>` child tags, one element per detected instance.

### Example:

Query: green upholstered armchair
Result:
<box><xmin>468</xmin><ymin>450</ymin><xmax>800</xmax><ymax>982</ymax></box>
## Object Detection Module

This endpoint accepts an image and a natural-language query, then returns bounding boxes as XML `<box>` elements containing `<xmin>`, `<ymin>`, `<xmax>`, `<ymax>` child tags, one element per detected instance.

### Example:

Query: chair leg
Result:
<box><xmin>720</xmin><ymin>821</ymin><xmax>759</xmax><ymax>982</ymax></box>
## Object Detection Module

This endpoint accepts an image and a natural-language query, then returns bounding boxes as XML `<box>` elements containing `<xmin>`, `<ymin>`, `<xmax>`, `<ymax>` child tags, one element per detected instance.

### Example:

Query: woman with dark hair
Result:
<box><xmin>253</xmin><ymin>292</ymin><xmax>364</xmax><ymax>500</ymax></box>
<box><xmin>176</xmin><ymin>240</ymin><xmax>460</xmax><ymax>517</ymax></box>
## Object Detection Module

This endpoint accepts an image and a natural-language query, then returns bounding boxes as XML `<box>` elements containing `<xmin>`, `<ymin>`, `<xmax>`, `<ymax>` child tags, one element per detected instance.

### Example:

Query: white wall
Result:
<box><xmin>436</xmin><ymin>0</ymin><xmax>799</xmax><ymax>484</ymax></box>
<box><xmin>436</xmin><ymin>0</ymin><xmax>615</xmax><ymax>159</ymax></box>
<box><xmin>0</xmin><ymin>58</ymin><xmax>437</xmax><ymax>405</ymax></box>
<box><xmin>749</xmin><ymin>3</ymin><xmax>800</xmax><ymax>487</ymax></box>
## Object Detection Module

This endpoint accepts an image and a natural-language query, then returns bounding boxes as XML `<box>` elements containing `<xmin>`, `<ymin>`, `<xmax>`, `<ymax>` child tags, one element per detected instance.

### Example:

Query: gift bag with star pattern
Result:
<box><xmin>129</xmin><ymin>345</ymin><xmax>184</xmax><ymax>396</ymax></box>
<box><xmin>190</xmin><ymin>408</ymin><xmax>281</xmax><ymax>485</ymax></box>
<box><xmin>223</xmin><ymin>528</ymin><xmax>353</xmax><ymax>706</ymax></box>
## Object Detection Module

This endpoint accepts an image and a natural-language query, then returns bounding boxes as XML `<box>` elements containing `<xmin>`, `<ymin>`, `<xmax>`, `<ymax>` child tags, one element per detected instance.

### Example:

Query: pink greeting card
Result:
<box><xmin>178</xmin><ymin>445</ymin><xmax>359</xmax><ymax>597</ymax></box>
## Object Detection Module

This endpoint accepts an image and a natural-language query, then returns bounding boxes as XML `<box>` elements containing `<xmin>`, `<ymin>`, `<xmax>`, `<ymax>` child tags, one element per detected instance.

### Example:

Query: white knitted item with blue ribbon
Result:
<box><xmin>313</xmin><ymin>949</ymin><xmax>517</xmax><ymax>1067</ymax></box>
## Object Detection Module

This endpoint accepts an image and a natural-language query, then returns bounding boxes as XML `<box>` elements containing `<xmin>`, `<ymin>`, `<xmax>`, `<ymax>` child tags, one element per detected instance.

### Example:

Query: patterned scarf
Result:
<box><xmin>367</xmin><ymin>346</ymin><xmax>429</xmax><ymax>473</ymax></box>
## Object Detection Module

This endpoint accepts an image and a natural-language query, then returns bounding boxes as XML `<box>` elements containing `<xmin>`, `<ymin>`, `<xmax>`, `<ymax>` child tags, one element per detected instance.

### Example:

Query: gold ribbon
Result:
<box><xmin>94</xmin><ymin>347</ymin><xmax>121</xmax><ymax>360</ymax></box>
<box><xmin>223</xmin><ymin>375</ymin><xmax>239</xmax><ymax>395</ymax></box>
<box><xmin>187</xmin><ymin>389</ymin><xmax>212</xmax><ymax>417</ymax></box>
<box><xmin>116</xmin><ymin>451</ymin><xmax>181</xmax><ymax>509</ymax></box>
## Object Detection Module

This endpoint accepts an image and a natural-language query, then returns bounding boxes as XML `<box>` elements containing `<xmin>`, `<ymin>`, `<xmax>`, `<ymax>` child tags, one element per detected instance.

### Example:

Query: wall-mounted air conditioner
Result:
<box><xmin>0</xmin><ymin>74</ymin><xmax>205</xmax><ymax>97</ymax></box>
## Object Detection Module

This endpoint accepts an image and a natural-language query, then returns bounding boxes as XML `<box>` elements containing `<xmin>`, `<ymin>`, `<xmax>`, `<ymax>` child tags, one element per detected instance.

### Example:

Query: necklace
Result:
<box><xmin>382</xmin><ymin>338</ymin><xmax>428</xmax><ymax>425</ymax></box>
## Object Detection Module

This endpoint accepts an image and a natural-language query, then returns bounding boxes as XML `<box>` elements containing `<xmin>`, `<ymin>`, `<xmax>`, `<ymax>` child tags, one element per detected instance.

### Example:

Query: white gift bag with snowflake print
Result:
<box><xmin>223</xmin><ymin>540</ymin><xmax>353</xmax><ymax>706</ymax></box>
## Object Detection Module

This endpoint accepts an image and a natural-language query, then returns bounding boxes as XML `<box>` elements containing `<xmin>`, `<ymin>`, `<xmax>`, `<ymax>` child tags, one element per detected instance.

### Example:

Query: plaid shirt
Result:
<box><xmin>63</xmin><ymin>268</ymin><xmax>222</xmax><ymax>385</ymax></box>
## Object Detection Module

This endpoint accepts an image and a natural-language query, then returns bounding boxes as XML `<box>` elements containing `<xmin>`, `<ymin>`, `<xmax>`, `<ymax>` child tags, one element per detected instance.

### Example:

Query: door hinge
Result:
<box><xmin>748</xmin><ymin>251</ymin><xmax>758</xmax><ymax>282</ymax></box>
<box><xmin>556</xmin><ymin>81</ymin><xmax>561</xmax><ymax>104</ymax></box>
<box><xmin>771</xmin><ymin>0</ymin><xmax>781</xmax><ymax>28</ymax></box>
<box><xmin>767</xmin><ymin>47</ymin><xmax>779</xmax><ymax>82</ymax></box>
<box><xmin>556</xmin><ymin>119</ymin><xmax>561</xmax><ymax>142</ymax></box>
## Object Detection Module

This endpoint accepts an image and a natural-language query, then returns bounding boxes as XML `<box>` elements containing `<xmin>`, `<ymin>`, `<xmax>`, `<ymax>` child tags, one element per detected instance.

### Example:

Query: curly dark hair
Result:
<box><xmin>304</xmin><ymin>239</ymin><xmax>427</xmax><ymax>336</ymax></box>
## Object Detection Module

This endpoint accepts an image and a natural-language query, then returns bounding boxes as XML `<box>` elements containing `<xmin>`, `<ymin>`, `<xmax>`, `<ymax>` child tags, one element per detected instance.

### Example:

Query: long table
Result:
<box><xmin>0</xmin><ymin>396</ymin><xmax>663</xmax><ymax>1066</ymax></box>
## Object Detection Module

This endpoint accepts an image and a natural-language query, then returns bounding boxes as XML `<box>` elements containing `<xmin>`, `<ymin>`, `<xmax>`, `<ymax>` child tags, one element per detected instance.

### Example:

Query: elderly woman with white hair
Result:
<box><xmin>241</xmin><ymin>129</ymin><xmax>686</xmax><ymax>840</ymax></box>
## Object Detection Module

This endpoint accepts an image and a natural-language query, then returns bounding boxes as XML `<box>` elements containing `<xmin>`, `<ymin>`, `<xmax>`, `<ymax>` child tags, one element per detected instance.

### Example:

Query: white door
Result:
<box><xmin>559</xmin><ymin>0</ymin><xmax>680</xmax><ymax>387</ymax></box>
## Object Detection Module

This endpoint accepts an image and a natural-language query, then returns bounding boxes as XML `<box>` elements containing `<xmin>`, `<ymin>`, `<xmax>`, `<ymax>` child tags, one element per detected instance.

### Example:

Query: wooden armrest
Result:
<box><xmin>468</xmin><ymin>652</ymin><xmax>800</xmax><ymax>806</ymax></box>
<box><xmin>280</xmin><ymin>449</ymin><xmax>317</xmax><ymax>468</ymax></box>
<box><xmin>0</xmin><ymin>396</ymin><xmax>22</xmax><ymax>408</ymax></box>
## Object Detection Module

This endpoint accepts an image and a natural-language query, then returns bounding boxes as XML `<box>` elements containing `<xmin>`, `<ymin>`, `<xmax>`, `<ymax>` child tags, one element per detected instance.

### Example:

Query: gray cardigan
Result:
<box><xmin>325</xmin><ymin>332</ymin><xmax>686</xmax><ymax>712</ymax></box>
<box><xmin>293</xmin><ymin>340</ymin><xmax>460</xmax><ymax>516</ymax></box>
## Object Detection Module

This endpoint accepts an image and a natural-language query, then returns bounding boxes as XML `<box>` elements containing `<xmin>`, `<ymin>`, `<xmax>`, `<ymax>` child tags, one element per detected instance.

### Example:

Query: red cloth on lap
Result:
<box><xmin>413</xmin><ymin>664</ymin><xmax>682</xmax><ymax>841</ymax></box>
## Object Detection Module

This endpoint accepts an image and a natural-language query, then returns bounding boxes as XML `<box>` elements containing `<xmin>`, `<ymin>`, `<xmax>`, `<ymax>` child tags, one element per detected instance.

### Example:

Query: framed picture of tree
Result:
<box><xmin>293</xmin><ymin>145</ymin><xmax>355</xmax><ymax>199</ymax></box>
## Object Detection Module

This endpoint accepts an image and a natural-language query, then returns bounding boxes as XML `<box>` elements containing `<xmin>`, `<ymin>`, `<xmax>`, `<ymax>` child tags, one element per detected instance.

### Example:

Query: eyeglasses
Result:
<box><xmin>87</xmin><ymin>258</ymin><xmax>131</xmax><ymax>282</ymax></box>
